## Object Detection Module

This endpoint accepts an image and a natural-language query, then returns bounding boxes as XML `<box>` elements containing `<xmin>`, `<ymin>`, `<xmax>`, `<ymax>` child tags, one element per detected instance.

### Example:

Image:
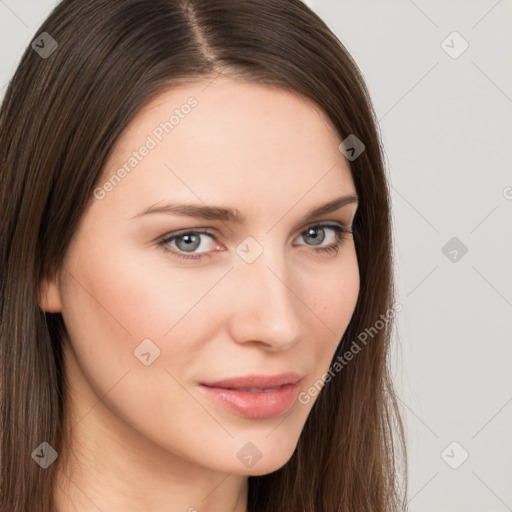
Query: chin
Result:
<box><xmin>228</xmin><ymin>444</ymin><xmax>297</xmax><ymax>477</ymax></box>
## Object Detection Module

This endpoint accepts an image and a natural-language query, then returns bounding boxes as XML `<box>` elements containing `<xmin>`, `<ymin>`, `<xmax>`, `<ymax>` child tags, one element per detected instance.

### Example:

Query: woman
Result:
<box><xmin>0</xmin><ymin>0</ymin><xmax>408</xmax><ymax>510</ymax></box>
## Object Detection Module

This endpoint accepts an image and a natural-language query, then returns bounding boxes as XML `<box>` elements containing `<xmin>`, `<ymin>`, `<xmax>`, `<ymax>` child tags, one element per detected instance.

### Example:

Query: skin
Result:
<box><xmin>39</xmin><ymin>77</ymin><xmax>360</xmax><ymax>512</ymax></box>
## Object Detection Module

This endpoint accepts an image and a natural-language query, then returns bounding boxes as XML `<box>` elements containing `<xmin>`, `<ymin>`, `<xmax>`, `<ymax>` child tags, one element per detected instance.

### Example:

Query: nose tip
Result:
<box><xmin>226</xmin><ymin>255</ymin><xmax>303</xmax><ymax>351</ymax></box>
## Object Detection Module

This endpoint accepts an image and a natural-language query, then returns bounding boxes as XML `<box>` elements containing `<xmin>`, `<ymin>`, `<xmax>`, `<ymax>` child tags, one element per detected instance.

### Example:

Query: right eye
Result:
<box><xmin>158</xmin><ymin>229</ymin><xmax>220</xmax><ymax>260</ymax></box>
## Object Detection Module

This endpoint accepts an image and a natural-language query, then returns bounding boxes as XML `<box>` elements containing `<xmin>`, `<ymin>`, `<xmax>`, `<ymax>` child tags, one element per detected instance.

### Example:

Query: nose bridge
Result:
<box><xmin>226</xmin><ymin>238</ymin><xmax>303</xmax><ymax>348</ymax></box>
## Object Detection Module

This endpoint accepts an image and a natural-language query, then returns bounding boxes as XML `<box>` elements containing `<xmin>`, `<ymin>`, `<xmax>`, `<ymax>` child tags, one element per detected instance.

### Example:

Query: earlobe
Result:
<box><xmin>38</xmin><ymin>272</ymin><xmax>63</xmax><ymax>313</ymax></box>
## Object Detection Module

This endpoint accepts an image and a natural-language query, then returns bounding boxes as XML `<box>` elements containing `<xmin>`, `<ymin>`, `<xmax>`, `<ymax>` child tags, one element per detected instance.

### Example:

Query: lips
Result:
<box><xmin>199</xmin><ymin>372</ymin><xmax>303</xmax><ymax>419</ymax></box>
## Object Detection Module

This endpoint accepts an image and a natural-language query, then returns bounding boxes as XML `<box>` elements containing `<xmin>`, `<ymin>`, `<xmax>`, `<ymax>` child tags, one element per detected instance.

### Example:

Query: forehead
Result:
<box><xmin>97</xmin><ymin>78</ymin><xmax>355</xmax><ymax>221</ymax></box>
<box><xmin>116</xmin><ymin>77</ymin><xmax>341</xmax><ymax>148</ymax></box>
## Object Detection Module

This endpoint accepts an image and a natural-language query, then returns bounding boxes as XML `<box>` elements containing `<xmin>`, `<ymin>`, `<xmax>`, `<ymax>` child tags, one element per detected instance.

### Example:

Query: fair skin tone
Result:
<box><xmin>39</xmin><ymin>77</ymin><xmax>360</xmax><ymax>512</ymax></box>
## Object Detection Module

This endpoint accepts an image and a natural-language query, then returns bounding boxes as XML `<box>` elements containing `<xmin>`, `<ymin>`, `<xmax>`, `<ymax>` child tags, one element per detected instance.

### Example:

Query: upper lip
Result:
<box><xmin>201</xmin><ymin>372</ymin><xmax>303</xmax><ymax>390</ymax></box>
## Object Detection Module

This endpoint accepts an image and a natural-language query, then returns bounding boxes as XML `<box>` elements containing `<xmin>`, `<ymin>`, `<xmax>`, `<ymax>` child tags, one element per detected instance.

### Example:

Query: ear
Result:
<box><xmin>38</xmin><ymin>270</ymin><xmax>63</xmax><ymax>313</ymax></box>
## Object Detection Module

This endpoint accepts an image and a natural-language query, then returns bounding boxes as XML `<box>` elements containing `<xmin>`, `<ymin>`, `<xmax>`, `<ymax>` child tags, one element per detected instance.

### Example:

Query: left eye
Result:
<box><xmin>158</xmin><ymin>223</ymin><xmax>352</xmax><ymax>261</ymax></box>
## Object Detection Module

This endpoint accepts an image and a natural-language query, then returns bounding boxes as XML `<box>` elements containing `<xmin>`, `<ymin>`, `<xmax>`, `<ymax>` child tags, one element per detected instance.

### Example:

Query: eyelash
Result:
<box><xmin>157</xmin><ymin>223</ymin><xmax>353</xmax><ymax>261</ymax></box>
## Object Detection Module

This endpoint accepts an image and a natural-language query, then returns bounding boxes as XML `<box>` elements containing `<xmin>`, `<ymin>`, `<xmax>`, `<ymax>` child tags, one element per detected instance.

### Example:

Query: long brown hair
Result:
<box><xmin>0</xmin><ymin>1</ymin><xmax>408</xmax><ymax>510</ymax></box>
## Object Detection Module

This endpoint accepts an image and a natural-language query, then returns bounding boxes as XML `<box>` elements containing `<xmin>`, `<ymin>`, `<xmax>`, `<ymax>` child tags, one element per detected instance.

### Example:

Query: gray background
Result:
<box><xmin>1</xmin><ymin>1</ymin><xmax>511</xmax><ymax>510</ymax></box>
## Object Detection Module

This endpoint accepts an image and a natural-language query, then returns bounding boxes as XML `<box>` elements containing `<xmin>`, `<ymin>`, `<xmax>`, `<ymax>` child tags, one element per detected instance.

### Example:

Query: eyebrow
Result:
<box><xmin>131</xmin><ymin>194</ymin><xmax>359</xmax><ymax>224</ymax></box>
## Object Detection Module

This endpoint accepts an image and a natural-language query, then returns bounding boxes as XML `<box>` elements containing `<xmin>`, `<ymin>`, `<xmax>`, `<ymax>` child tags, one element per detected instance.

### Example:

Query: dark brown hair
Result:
<box><xmin>0</xmin><ymin>1</ymin><xmax>408</xmax><ymax>510</ymax></box>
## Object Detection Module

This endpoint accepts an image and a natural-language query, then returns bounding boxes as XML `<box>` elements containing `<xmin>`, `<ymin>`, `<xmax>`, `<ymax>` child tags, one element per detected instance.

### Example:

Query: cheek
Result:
<box><xmin>308</xmin><ymin>249</ymin><xmax>360</xmax><ymax>332</ymax></box>
<box><xmin>302</xmin><ymin>250</ymin><xmax>360</xmax><ymax>369</ymax></box>
<box><xmin>62</xmin><ymin>233</ymin><xmax>227</xmax><ymax>342</ymax></box>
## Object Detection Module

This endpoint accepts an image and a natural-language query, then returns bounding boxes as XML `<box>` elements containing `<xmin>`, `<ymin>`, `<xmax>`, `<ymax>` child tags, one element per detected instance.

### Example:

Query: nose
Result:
<box><xmin>224</xmin><ymin>242</ymin><xmax>305</xmax><ymax>351</ymax></box>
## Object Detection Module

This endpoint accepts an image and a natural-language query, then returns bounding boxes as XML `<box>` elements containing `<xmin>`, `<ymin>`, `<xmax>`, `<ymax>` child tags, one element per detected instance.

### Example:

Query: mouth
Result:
<box><xmin>199</xmin><ymin>372</ymin><xmax>303</xmax><ymax>419</ymax></box>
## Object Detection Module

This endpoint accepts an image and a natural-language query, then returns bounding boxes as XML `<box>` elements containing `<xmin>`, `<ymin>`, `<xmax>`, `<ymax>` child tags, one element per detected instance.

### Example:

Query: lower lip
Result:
<box><xmin>198</xmin><ymin>382</ymin><xmax>301</xmax><ymax>419</ymax></box>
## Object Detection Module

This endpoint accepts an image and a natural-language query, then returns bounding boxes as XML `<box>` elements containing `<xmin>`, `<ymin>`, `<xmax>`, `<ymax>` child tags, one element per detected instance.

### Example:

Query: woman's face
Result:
<box><xmin>40</xmin><ymin>77</ymin><xmax>360</xmax><ymax>476</ymax></box>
